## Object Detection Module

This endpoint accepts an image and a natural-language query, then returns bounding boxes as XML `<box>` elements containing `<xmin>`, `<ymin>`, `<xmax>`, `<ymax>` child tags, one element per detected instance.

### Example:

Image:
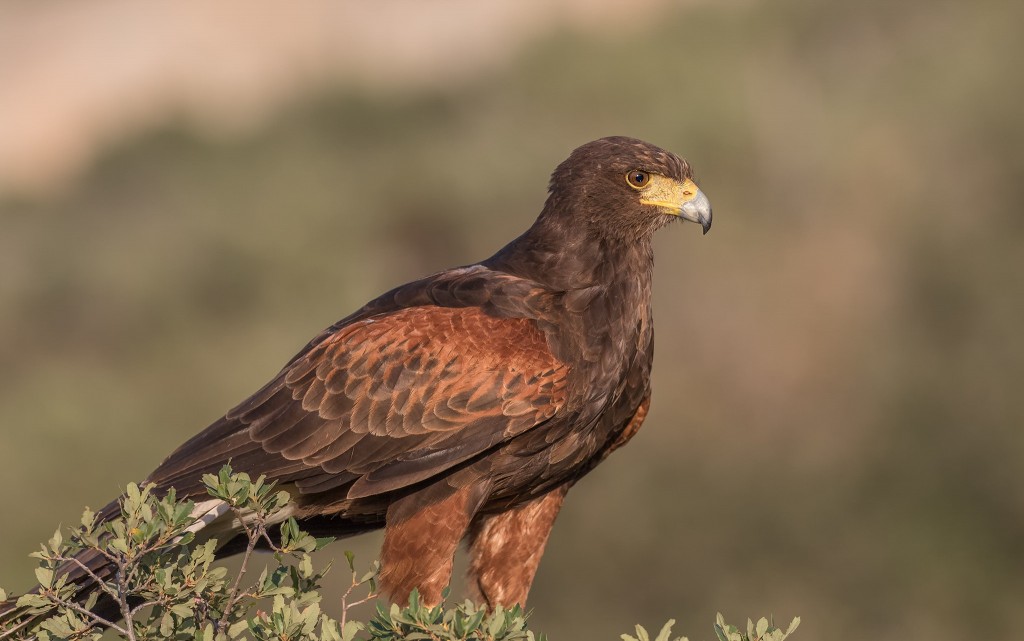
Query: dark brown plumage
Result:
<box><xmin>3</xmin><ymin>136</ymin><xmax>711</xmax><ymax>620</ymax></box>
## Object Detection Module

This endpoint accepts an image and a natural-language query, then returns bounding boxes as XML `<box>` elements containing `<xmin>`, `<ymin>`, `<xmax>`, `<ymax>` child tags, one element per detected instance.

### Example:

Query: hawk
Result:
<box><xmin>3</xmin><ymin>136</ymin><xmax>711</xmax><ymax>619</ymax></box>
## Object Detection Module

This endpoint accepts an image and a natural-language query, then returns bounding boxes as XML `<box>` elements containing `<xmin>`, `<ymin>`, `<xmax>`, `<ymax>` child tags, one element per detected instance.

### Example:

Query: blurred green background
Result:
<box><xmin>2</xmin><ymin>1</ymin><xmax>1023</xmax><ymax>639</ymax></box>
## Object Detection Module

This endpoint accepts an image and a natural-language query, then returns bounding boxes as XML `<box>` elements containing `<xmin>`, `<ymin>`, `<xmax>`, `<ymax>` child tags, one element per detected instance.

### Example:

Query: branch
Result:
<box><xmin>56</xmin><ymin>556</ymin><xmax>122</xmax><ymax>603</ymax></box>
<box><xmin>0</xmin><ymin>616</ymin><xmax>33</xmax><ymax>640</ymax></box>
<box><xmin>113</xmin><ymin>566</ymin><xmax>138</xmax><ymax>641</ymax></box>
<box><xmin>45</xmin><ymin>591</ymin><xmax>128</xmax><ymax>636</ymax></box>
<box><xmin>217</xmin><ymin>518</ymin><xmax>261</xmax><ymax>631</ymax></box>
<box><xmin>340</xmin><ymin>564</ymin><xmax>378</xmax><ymax>628</ymax></box>
<box><xmin>129</xmin><ymin>598</ymin><xmax>162</xmax><ymax>619</ymax></box>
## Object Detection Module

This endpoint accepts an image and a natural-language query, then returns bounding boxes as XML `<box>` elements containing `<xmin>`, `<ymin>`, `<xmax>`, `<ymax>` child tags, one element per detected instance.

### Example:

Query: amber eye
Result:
<box><xmin>626</xmin><ymin>170</ymin><xmax>651</xmax><ymax>188</ymax></box>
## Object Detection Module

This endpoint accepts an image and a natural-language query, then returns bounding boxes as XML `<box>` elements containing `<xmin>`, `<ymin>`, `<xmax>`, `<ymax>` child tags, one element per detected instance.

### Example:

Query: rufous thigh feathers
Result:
<box><xmin>467</xmin><ymin>486</ymin><xmax>569</xmax><ymax>608</ymax></box>
<box><xmin>380</xmin><ymin>482</ymin><xmax>486</xmax><ymax>606</ymax></box>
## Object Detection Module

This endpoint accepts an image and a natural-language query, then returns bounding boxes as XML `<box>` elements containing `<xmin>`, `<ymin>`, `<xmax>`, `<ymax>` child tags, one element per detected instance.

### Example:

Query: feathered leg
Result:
<box><xmin>379</xmin><ymin>479</ymin><xmax>489</xmax><ymax>606</ymax></box>
<box><xmin>466</xmin><ymin>485</ymin><xmax>569</xmax><ymax>608</ymax></box>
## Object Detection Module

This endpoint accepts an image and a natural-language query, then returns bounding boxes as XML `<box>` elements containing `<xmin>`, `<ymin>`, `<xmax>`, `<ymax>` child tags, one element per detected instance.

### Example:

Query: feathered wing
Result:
<box><xmin>145</xmin><ymin>302</ymin><xmax>569</xmax><ymax>502</ymax></box>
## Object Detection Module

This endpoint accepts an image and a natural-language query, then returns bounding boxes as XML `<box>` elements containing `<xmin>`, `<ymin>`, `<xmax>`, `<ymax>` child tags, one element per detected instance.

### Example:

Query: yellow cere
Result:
<box><xmin>637</xmin><ymin>175</ymin><xmax>701</xmax><ymax>214</ymax></box>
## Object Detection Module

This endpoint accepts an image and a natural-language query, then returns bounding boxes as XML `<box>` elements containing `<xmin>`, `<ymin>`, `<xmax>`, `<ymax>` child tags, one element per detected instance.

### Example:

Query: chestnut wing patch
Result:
<box><xmin>152</xmin><ymin>307</ymin><xmax>568</xmax><ymax>500</ymax></box>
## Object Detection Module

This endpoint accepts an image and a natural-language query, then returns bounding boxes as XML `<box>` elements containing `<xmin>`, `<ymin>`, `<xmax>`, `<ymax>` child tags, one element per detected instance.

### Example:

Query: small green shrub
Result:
<box><xmin>622</xmin><ymin>613</ymin><xmax>799</xmax><ymax>641</ymax></box>
<box><xmin>0</xmin><ymin>467</ymin><xmax>797</xmax><ymax>641</ymax></box>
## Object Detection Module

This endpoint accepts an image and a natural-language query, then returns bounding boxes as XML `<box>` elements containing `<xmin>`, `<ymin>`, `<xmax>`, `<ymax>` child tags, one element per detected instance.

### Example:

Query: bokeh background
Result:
<box><xmin>2</xmin><ymin>1</ymin><xmax>1023</xmax><ymax>639</ymax></box>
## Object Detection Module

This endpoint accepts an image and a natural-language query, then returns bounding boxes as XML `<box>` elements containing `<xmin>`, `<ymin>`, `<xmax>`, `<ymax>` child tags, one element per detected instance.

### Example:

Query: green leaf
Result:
<box><xmin>108</xmin><ymin>536</ymin><xmax>130</xmax><ymax>555</ymax></box>
<box><xmin>786</xmin><ymin>617</ymin><xmax>801</xmax><ymax>636</ymax></box>
<box><xmin>228</xmin><ymin>618</ymin><xmax>250</xmax><ymax>638</ymax></box>
<box><xmin>714</xmin><ymin>623</ymin><xmax>728</xmax><ymax>641</ymax></box>
<box><xmin>48</xmin><ymin>528</ymin><xmax>63</xmax><ymax>552</ymax></box>
<box><xmin>16</xmin><ymin>593</ymin><xmax>51</xmax><ymax>608</ymax></box>
<box><xmin>83</xmin><ymin>590</ymin><xmax>99</xmax><ymax>611</ymax></box>
<box><xmin>160</xmin><ymin>611</ymin><xmax>175</xmax><ymax>637</ymax></box>
<box><xmin>34</xmin><ymin>566</ymin><xmax>54</xmax><ymax>588</ymax></box>
<box><xmin>342</xmin><ymin>620</ymin><xmax>363</xmax><ymax>641</ymax></box>
<box><xmin>301</xmin><ymin>601</ymin><xmax>321</xmax><ymax>632</ymax></box>
<box><xmin>654</xmin><ymin>619</ymin><xmax>676</xmax><ymax>641</ymax></box>
<box><xmin>488</xmin><ymin>610</ymin><xmax>507</xmax><ymax>638</ymax></box>
<box><xmin>39</xmin><ymin>616</ymin><xmax>75</xmax><ymax>636</ymax></box>
<box><xmin>319</xmin><ymin>619</ymin><xmax>340</xmax><ymax>641</ymax></box>
<box><xmin>171</xmin><ymin>601</ymin><xmax>194</xmax><ymax>618</ymax></box>
<box><xmin>315</xmin><ymin>536</ymin><xmax>336</xmax><ymax>551</ymax></box>
<box><xmin>464</xmin><ymin>609</ymin><xmax>485</xmax><ymax>635</ymax></box>
<box><xmin>299</xmin><ymin>553</ymin><xmax>314</xmax><ymax>578</ymax></box>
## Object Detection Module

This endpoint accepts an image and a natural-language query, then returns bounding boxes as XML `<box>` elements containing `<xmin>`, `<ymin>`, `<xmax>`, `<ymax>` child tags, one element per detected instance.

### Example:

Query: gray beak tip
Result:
<box><xmin>701</xmin><ymin>212</ymin><xmax>712</xmax><ymax>235</ymax></box>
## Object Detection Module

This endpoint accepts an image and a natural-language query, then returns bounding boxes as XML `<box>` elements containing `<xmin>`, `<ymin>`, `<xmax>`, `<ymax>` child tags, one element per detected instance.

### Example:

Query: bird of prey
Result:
<box><xmin>3</xmin><ymin>136</ymin><xmax>711</xmax><ymax>618</ymax></box>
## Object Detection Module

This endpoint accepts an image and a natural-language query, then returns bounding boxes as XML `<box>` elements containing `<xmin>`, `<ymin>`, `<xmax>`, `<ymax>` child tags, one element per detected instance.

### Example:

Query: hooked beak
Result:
<box><xmin>680</xmin><ymin>183</ymin><xmax>712</xmax><ymax>235</ymax></box>
<box><xmin>639</xmin><ymin>176</ymin><xmax>712</xmax><ymax>234</ymax></box>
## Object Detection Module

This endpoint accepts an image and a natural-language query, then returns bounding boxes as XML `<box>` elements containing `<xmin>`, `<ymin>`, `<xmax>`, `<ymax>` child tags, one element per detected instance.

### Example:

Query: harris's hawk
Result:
<box><xmin>3</xmin><ymin>136</ymin><xmax>711</xmax><ymax>619</ymax></box>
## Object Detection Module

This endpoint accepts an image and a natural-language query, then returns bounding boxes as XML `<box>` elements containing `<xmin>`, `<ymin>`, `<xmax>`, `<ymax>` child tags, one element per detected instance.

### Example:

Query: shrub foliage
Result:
<box><xmin>0</xmin><ymin>467</ymin><xmax>798</xmax><ymax>640</ymax></box>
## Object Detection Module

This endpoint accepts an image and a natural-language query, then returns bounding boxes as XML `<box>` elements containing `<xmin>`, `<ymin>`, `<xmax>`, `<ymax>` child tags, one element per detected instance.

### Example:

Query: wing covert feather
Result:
<box><xmin>147</xmin><ymin>305</ymin><xmax>568</xmax><ymax>500</ymax></box>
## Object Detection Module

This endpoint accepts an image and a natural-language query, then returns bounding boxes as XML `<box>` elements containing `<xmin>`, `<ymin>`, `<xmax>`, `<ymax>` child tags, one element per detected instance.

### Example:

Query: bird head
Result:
<box><xmin>546</xmin><ymin>136</ymin><xmax>712</xmax><ymax>240</ymax></box>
